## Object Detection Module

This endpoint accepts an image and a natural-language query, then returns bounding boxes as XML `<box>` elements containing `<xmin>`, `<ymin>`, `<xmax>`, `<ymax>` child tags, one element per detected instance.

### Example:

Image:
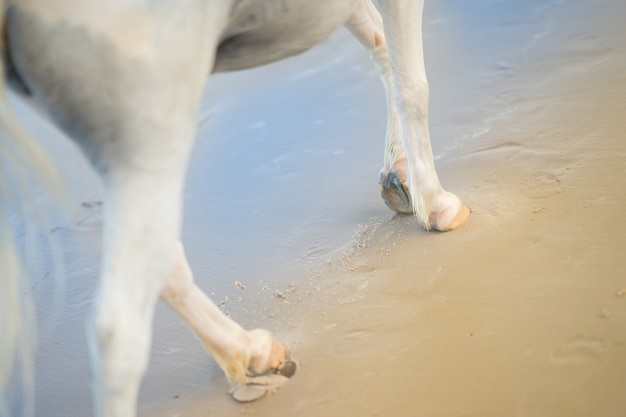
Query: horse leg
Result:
<box><xmin>5</xmin><ymin>4</ymin><xmax>232</xmax><ymax>415</ymax></box>
<box><xmin>346</xmin><ymin>0</ymin><xmax>470</xmax><ymax>230</ymax></box>
<box><xmin>160</xmin><ymin>243</ymin><xmax>296</xmax><ymax>402</ymax></box>
<box><xmin>346</xmin><ymin>0</ymin><xmax>411</xmax><ymax>214</ymax></box>
<box><xmin>90</xmin><ymin>167</ymin><xmax>187</xmax><ymax>417</ymax></box>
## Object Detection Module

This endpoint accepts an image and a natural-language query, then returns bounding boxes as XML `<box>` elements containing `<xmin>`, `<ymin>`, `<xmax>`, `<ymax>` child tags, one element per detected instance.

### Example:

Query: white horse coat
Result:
<box><xmin>0</xmin><ymin>1</ymin><xmax>469</xmax><ymax>416</ymax></box>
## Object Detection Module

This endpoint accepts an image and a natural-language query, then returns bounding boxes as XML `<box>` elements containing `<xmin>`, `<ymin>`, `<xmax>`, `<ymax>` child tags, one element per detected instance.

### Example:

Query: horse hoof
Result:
<box><xmin>230</xmin><ymin>330</ymin><xmax>297</xmax><ymax>402</ymax></box>
<box><xmin>230</xmin><ymin>357</ymin><xmax>298</xmax><ymax>402</ymax></box>
<box><xmin>380</xmin><ymin>159</ymin><xmax>413</xmax><ymax>214</ymax></box>
<box><xmin>428</xmin><ymin>192</ymin><xmax>470</xmax><ymax>232</ymax></box>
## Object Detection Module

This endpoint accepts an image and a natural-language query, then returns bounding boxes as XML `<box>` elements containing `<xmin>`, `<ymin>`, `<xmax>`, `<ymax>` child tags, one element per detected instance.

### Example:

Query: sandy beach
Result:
<box><xmin>7</xmin><ymin>0</ymin><xmax>626</xmax><ymax>416</ymax></box>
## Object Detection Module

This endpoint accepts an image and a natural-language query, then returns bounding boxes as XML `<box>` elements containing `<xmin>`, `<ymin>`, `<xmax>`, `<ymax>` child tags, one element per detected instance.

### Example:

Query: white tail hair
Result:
<box><xmin>0</xmin><ymin>3</ymin><xmax>61</xmax><ymax>414</ymax></box>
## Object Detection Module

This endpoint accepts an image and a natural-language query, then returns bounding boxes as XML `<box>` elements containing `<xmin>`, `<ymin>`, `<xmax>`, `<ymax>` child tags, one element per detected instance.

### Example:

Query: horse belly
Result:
<box><xmin>214</xmin><ymin>0</ymin><xmax>359</xmax><ymax>72</ymax></box>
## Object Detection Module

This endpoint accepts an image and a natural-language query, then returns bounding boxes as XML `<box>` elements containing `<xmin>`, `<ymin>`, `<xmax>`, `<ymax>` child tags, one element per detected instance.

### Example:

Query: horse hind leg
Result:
<box><xmin>9</xmin><ymin>3</ymin><xmax>296</xmax><ymax>412</ymax></box>
<box><xmin>160</xmin><ymin>242</ymin><xmax>297</xmax><ymax>402</ymax></box>
<box><xmin>6</xmin><ymin>6</ymin><xmax>225</xmax><ymax>416</ymax></box>
<box><xmin>93</xmin><ymin>166</ymin><xmax>296</xmax><ymax>409</ymax></box>
<box><xmin>89</xmin><ymin>173</ymin><xmax>185</xmax><ymax>417</ymax></box>
<box><xmin>86</xmin><ymin>112</ymin><xmax>198</xmax><ymax>416</ymax></box>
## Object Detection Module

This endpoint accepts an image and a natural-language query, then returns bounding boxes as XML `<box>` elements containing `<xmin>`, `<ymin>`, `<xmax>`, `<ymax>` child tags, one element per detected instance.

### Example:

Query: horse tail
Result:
<box><xmin>0</xmin><ymin>5</ymin><xmax>61</xmax><ymax>415</ymax></box>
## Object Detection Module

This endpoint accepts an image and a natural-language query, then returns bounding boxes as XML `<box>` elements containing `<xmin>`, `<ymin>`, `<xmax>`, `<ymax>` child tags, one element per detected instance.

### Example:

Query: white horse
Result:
<box><xmin>0</xmin><ymin>0</ymin><xmax>469</xmax><ymax>416</ymax></box>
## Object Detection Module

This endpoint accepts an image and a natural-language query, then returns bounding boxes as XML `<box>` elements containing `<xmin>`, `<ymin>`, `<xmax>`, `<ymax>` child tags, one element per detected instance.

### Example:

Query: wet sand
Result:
<box><xmin>9</xmin><ymin>0</ymin><xmax>626</xmax><ymax>416</ymax></box>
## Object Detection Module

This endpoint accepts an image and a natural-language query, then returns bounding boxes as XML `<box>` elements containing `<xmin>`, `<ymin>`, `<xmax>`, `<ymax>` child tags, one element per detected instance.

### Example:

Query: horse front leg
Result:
<box><xmin>160</xmin><ymin>242</ymin><xmax>297</xmax><ymax>402</ymax></box>
<box><xmin>348</xmin><ymin>0</ymin><xmax>470</xmax><ymax>230</ymax></box>
<box><xmin>346</xmin><ymin>0</ymin><xmax>412</xmax><ymax>215</ymax></box>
